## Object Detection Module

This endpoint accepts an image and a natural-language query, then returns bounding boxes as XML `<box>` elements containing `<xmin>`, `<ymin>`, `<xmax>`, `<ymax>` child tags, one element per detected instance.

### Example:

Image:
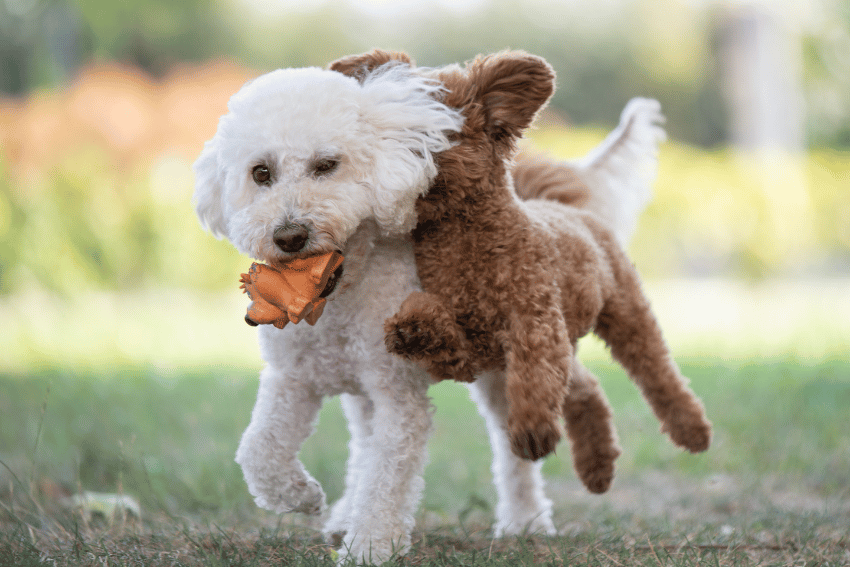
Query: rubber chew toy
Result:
<box><xmin>239</xmin><ymin>251</ymin><xmax>344</xmax><ymax>329</ymax></box>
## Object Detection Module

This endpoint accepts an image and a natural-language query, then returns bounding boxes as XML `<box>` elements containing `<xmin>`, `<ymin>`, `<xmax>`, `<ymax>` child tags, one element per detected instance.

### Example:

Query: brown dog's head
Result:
<box><xmin>330</xmin><ymin>50</ymin><xmax>555</xmax><ymax>198</ymax></box>
<box><xmin>330</xmin><ymin>49</ymin><xmax>554</xmax><ymax>156</ymax></box>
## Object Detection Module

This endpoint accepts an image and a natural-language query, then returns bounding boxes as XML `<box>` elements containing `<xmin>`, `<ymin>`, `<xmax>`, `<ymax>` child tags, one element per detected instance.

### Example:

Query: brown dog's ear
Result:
<box><xmin>468</xmin><ymin>51</ymin><xmax>555</xmax><ymax>143</ymax></box>
<box><xmin>329</xmin><ymin>49</ymin><xmax>415</xmax><ymax>82</ymax></box>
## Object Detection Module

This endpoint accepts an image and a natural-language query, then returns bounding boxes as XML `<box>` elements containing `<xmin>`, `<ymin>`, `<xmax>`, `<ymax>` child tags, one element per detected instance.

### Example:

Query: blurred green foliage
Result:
<box><xmin>1</xmin><ymin>129</ymin><xmax>847</xmax><ymax>296</ymax></box>
<box><xmin>1</xmin><ymin>152</ymin><xmax>241</xmax><ymax>295</ymax></box>
<box><xmin>1</xmin><ymin>0</ymin><xmax>848</xmax><ymax>295</ymax></box>
<box><xmin>532</xmin><ymin>127</ymin><xmax>850</xmax><ymax>279</ymax></box>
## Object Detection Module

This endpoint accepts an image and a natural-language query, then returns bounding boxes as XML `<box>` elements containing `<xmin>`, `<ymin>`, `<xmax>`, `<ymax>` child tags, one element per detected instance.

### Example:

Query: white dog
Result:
<box><xmin>193</xmin><ymin>54</ymin><xmax>664</xmax><ymax>564</ymax></box>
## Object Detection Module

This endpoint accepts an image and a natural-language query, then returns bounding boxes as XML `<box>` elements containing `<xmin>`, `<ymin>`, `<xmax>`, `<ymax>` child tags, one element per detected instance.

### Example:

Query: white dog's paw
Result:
<box><xmin>323</xmin><ymin>498</ymin><xmax>352</xmax><ymax>547</ymax></box>
<box><xmin>336</xmin><ymin>532</ymin><xmax>408</xmax><ymax>567</ymax></box>
<box><xmin>236</xmin><ymin>435</ymin><xmax>327</xmax><ymax>515</ymax></box>
<box><xmin>253</xmin><ymin>475</ymin><xmax>326</xmax><ymax>515</ymax></box>
<box><xmin>239</xmin><ymin>458</ymin><xmax>327</xmax><ymax>515</ymax></box>
<box><xmin>494</xmin><ymin>513</ymin><xmax>556</xmax><ymax>538</ymax></box>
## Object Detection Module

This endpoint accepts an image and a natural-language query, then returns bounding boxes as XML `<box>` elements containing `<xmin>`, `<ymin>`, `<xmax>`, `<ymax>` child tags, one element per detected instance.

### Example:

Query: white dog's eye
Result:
<box><xmin>252</xmin><ymin>164</ymin><xmax>272</xmax><ymax>186</ymax></box>
<box><xmin>311</xmin><ymin>158</ymin><xmax>340</xmax><ymax>177</ymax></box>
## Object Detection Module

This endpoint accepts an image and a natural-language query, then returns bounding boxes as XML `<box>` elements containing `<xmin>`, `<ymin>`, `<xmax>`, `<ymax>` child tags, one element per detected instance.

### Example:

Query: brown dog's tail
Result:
<box><xmin>511</xmin><ymin>151</ymin><xmax>591</xmax><ymax>208</ymax></box>
<box><xmin>513</xmin><ymin>98</ymin><xmax>666</xmax><ymax>247</ymax></box>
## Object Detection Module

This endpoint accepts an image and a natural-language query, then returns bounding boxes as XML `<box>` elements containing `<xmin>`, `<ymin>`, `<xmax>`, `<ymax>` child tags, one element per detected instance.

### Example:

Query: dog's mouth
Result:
<box><xmin>320</xmin><ymin>262</ymin><xmax>344</xmax><ymax>298</ymax></box>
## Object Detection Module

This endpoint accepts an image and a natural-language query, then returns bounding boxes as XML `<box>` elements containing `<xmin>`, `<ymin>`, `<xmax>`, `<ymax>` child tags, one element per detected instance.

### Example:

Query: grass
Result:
<box><xmin>2</xmin><ymin>517</ymin><xmax>847</xmax><ymax>566</ymax></box>
<box><xmin>1</xmin><ymin>358</ymin><xmax>849</xmax><ymax>565</ymax></box>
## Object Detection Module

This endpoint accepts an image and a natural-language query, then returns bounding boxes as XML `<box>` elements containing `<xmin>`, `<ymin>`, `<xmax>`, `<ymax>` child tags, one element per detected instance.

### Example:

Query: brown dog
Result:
<box><xmin>334</xmin><ymin>50</ymin><xmax>711</xmax><ymax>495</ymax></box>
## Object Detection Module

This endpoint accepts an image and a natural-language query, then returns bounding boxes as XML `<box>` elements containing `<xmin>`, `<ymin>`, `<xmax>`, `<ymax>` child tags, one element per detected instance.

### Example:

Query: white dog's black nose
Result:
<box><xmin>273</xmin><ymin>223</ymin><xmax>309</xmax><ymax>253</ymax></box>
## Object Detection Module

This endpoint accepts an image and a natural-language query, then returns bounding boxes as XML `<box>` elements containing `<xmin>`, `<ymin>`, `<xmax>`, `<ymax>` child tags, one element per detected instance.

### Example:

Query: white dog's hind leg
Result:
<box><xmin>324</xmin><ymin>394</ymin><xmax>374</xmax><ymax>546</ymax></box>
<box><xmin>235</xmin><ymin>365</ymin><xmax>326</xmax><ymax>515</ymax></box>
<box><xmin>467</xmin><ymin>369</ymin><xmax>556</xmax><ymax>536</ymax></box>
<box><xmin>338</xmin><ymin>376</ymin><xmax>432</xmax><ymax>565</ymax></box>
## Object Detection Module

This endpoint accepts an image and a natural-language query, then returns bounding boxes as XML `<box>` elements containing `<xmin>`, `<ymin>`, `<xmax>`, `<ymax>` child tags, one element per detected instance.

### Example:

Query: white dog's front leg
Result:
<box><xmin>235</xmin><ymin>365</ymin><xmax>326</xmax><ymax>515</ymax></box>
<box><xmin>338</xmin><ymin>380</ymin><xmax>432</xmax><ymax>565</ymax></box>
<box><xmin>324</xmin><ymin>393</ymin><xmax>374</xmax><ymax>545</ymax></box>
<box><xmin>467</xmin><ymin>370</ymin><xmax>556</xmax><ymax>537</ymax></box>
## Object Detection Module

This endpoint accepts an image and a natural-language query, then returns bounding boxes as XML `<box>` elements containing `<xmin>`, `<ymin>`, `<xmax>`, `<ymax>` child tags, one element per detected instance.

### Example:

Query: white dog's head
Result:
<box><xmin>193</xmin><ymin>61</ymin><xmax>463</xmax><ymax>293</ymax></box>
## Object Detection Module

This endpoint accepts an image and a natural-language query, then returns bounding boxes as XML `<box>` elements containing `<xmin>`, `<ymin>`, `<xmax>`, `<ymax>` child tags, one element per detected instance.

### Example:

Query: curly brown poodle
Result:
<box><xmin>334</xmin><ymin>50</ymin><xmax>712</xmax><ymax>494</ymax></box>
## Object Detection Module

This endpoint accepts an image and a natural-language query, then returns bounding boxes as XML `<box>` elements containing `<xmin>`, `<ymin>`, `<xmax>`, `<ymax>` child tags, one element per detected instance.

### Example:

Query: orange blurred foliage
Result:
<box><xmin>0</xmin><ymin>60</ymin><xmax>256</xmax><ymax>177</ymax></box>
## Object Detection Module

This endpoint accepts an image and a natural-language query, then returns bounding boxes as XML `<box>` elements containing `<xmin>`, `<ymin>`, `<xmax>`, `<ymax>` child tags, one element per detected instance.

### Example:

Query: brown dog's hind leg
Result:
<box><xmin>384</xmin><ymin>291</ymin><xmax>475</xmax><ymax>382</ymax></box>
<box><xmin>563</xmin><ymin>360</ymin><xmax>621</xmax><ymax>493</ymax></box>
<box><xmin>594</xmin><ymin>268</ymin><xmax>712</xmax><ymax>453</ymax></box>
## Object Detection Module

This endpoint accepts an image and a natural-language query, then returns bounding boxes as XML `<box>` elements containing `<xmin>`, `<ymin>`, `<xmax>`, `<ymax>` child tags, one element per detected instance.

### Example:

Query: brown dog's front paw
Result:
<box><xmin>385</xmin><ymin>292</ymin><xmax>476</xmax><ymax>381</ymax></box>
<box><xmin>509</xmin><ymin>420</ymin><xmax>562</xmax><ymax>461</ymax></box>
<box><xmin>385</xmin><ymin>317</ymin><xmax>443</xmax><ymax>359</ymax></box>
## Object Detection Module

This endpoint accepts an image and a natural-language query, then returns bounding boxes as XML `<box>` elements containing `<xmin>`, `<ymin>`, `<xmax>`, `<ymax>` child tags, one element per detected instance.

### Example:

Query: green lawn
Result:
<box><xmin>1</xmin><ymin>282</ymin><xmax>848</xmax><ymax>565</ymax></box>
<box><xmin>1</xmin><ymin>357</ymin><xmax>848</xmax><ymax>565</ymax></box>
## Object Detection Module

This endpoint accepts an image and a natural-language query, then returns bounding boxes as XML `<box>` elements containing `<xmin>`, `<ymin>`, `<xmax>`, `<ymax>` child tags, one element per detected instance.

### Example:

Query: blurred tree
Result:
<box><xmin>77</xmin><ymin>0</ymin><xmax>241</xmax><ymax>75</ymax></box>
<box><xmin>0</xmin><ymin>0</ymin><xmax>240</xmax><ymax>93</ymax></box>
<box><xmin>801</xmin><ymin>2</ymin><xmax>850</xmax><ymax>148</ymax></box>
<box><xmin>0</xmin><ymin>0</ymin><xmax>95</xmax><ymax>92</ymax></box>
<box><xmin>4</xmin><ymin>0</ymin><xmax>849</xmax><ymax>149</ymax></box>
<box><xmin>0</xmin><ymin>0</ymin><xmax>44</xmax><ymax>93</ymax></box>
<box><xmin>231</xmin><ymin>1</ymin><xmax>354</xmax><ymax>70</ymax></box>
<box><xmin>327</xmin><ymin>0</ymin><xmax>730</xmax><ymax>146</ymax></box>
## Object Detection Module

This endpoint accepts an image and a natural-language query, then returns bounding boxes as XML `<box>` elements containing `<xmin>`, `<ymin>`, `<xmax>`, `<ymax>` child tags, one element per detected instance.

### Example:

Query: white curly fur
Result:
<box><xmin>193</xmin><ymin>61</ymin><xmax>662</xmax><ymax>565</ymax></box>
<box><xmin>569</xmin><ymin>97</ymin><xmax>666</xmax><ymax>247</ymax></box>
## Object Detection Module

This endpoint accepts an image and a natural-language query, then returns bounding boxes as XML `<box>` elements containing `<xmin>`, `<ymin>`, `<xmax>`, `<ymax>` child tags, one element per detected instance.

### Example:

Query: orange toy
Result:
<box><xmin>239</xmin><ymin>251</ymin><xmax>344</xmax><ymax>329</ymax></box>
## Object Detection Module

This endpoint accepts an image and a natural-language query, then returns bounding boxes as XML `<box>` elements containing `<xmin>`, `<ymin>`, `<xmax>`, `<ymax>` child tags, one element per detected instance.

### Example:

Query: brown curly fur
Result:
<box><xmin>511</xmin><ymin>150</ymin><xmax>590</xmax><ymax>207</ymax></box>
<box><xmin>330</xmin><ymin>50</ymin><xmax>711</xmax><ymax>494</ymax></box>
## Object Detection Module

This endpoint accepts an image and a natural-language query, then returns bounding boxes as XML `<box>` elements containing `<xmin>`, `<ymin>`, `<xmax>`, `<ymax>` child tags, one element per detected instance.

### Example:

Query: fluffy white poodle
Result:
<box><xmin>193</xmin><ymin>56</ymin><xmax>664</xmax><ymax>564</ymax></box>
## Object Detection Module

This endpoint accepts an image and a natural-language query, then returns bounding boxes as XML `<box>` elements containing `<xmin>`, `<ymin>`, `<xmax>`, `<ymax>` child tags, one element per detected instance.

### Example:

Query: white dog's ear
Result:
<box><xmin>192</xmin><ymin>140</ymin><xmax>228</xmax><ymax>238</ymax></box>
<box><xmin>329</xmin><ymin>49</ymin><xmax>415</xmax><ymax>81</ymax></box>
<box><xmin>357</xmin><ymin>64</ymin><xmax>464</xmax><ymax>234</ymax></box>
